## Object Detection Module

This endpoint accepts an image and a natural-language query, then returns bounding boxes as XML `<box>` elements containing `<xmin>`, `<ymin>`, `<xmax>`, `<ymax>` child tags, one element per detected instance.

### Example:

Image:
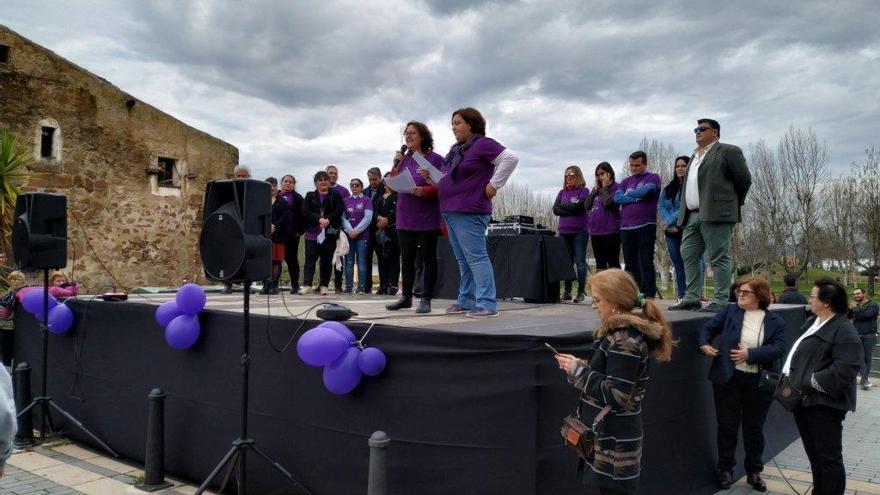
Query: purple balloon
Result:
<box><xmin>155</xmin><ymin>301</ymin><xmax>183</xmax><ymax>327</ymax></box>
<box><xmin>46</xmin><ymin>304</ymin><xmax>74</xmax><ymax>334</ymax></box>
<box><xmin>357</xmin><ymin>347</ymin><xmax>387</xmax><ymax>376</ymax></box>
<box><xmin>175</xmin><ymin>283</ymin><xmax>206</xmax><ymax>315</ymax></box>
<box><xmin>316</xmin><ymin>321</ymin><xmax>356</xmax><ymax>343</ymax></box>
<box><xmin>296</xmin><ymin>327</ymin><xmax>351</xmax><ymax>367</ymax></box>
<box><xmin>21</xmin><ymin>289</ymin><xmax>58</xmax><ymax>317</ymax></box>
<box><xmin>323</xmin><ymin>347</ymin><xmax>363</xmax><ymax>394</ymax></box>
<box><xmin>165</xmin><ymin>314</ymin><xmax>200</xmax><ymax>350</ymax></box>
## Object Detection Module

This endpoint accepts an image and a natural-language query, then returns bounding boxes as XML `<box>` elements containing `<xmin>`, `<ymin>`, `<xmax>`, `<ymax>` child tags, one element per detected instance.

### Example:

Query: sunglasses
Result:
<box><xmin>565</xmin><ymin>173</ymin><xmax>576</xmax><ymax>178</ymax></box>
<box><xmin>694</xmin><ymin>126</ymin><xmax>712</xmax><ymax>134</ymax></box>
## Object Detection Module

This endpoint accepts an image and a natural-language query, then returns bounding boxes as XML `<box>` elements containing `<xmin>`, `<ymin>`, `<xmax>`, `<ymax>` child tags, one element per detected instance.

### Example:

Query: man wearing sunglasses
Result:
<box><xmin>669</xmin><ymin>119</ymin><xmax>751</xmax><ymax>313</ymax></box>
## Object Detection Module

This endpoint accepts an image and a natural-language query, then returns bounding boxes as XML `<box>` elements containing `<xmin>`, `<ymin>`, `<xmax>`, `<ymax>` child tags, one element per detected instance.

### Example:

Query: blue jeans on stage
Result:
<box><xmin>345</xmin><ymin>237</ymin><xmax>368</xmax><ymax>291</ymax></box>
<box><xmin>442</xmin><ymin>213</ymin><xmax>496</xmax><ymax>311</ymax></box>
<box><xmin>560</xmin><ymin>232</ymin><xmax>589</xmax><ymax>296</ymax></box>
<box><xmin>665</xmin><ymin>233</ymin><xmax>707</xmax><ymax>300</ymax></box>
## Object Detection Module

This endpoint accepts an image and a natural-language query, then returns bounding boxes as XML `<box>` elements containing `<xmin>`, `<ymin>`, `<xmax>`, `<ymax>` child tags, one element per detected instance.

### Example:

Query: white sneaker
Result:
<box><xmin>298</xmin><ymin>286</ymin><xmax>313</xmax><ymax>295</ymax></box>
<box><xmin>319</xmin><ymin>286</ymin><xmax>329</xmax><ymax>296</ymax></box>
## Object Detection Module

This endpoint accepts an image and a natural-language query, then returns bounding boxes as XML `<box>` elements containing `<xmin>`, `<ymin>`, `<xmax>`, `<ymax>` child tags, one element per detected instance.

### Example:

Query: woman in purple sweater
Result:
<box><xmin>587</xmin><ymin>162</ymin><xmax>622</xmax><ymax>270</ymax></box>
<box><xmin>428</xmin><ymin>107</ymin><xmax>519</xmax><ymax>319</ymax></box>
<box><xmin>552</xmin><ymin>165</ymin><xmax>590</xmax><ymax>303</ymax></box>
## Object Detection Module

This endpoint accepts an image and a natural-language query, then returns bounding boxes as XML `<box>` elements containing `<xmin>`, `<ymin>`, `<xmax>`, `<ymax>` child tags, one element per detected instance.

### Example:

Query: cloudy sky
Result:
<box><xmin>3</xmin><ymin>1</ymin><xmax>878</xmax><ymax>197</ymax></box>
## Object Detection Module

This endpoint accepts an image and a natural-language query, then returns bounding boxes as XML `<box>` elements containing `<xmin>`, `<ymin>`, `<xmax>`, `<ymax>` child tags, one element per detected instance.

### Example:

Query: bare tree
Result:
<box><xmin>851</xmin><ymin>147</ymin><xmax>880</xmax><ymax>295</ymax></box>
<box><xmin>823</xmin><ymin>178</ymin><xmax>860</xmax><ymax>285</ymax></box>
<box><xmin>492</xmin><ymin>182</ymin><xmax>556</xmax><ymax>231</ymax></box>
<box><xmin>745</xmin><ymin>139</ymin><xmax>792</xmax><ymax>281</ymax></box>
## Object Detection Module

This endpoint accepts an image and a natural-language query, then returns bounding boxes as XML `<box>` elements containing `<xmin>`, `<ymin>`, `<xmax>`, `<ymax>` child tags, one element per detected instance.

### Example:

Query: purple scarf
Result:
<box><xmin>442</xmin><ymin>134</ymin><xmax>482</xmax><ymax>172</ymax></box>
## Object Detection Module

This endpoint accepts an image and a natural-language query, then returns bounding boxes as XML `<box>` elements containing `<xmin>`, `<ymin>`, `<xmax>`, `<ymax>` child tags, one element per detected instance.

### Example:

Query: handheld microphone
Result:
<box><xmin>393</xmin><ymin>145</ymin><xmax>408</xmax><ymax>167</ymax></box>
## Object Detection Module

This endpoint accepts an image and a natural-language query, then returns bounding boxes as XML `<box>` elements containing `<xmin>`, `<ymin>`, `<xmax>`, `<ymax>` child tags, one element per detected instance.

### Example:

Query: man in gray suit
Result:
<box><xmin>669</xmin><ymin>119</ymin><xmax>751</xmax><ymax>312</ymax></box>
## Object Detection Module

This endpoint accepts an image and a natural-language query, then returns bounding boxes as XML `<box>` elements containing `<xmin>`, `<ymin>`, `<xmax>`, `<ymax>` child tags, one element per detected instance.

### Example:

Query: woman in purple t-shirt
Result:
<box><xmin>386</xmin><ymin>121</ymin><xmax>443</xmax><ymax>314</ymax></box>
<box><xmin>428</xmin><ymin>107</ymin><xmax>519</xmax><ymax>319</ymax></box>
<box><xmin>552</xmin><ymin>165</ymin><xmax>591</xmax><ymax>303</ymax></box>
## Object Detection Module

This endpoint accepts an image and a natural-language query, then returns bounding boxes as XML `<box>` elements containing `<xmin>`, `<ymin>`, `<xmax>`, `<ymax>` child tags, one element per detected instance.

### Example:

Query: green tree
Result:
<box><xmin>0</xmin><ymin>130</ymin><xmax>31</xmax><ymax>261</ymax></box>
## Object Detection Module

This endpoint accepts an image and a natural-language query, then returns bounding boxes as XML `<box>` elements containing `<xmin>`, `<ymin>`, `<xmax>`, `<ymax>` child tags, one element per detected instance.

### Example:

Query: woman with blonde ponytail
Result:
<box><xmin>555</xmin><ymin>269</ymin><xmax>674</xmax><ymax>495</ymax></box>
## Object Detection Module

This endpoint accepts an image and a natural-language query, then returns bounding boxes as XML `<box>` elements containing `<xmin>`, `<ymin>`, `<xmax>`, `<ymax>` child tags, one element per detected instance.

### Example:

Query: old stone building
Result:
<box><xmin>0</xmin><ymin>25</ymin><xmax>239</xmax><ymax>290</ymax></box>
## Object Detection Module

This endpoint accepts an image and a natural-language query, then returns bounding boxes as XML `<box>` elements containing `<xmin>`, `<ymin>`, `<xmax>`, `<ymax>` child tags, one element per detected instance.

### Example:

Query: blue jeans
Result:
<box><xmin>560</xmin><ymin>232</ymin><xmax>589</xmax><ymax>295</ymax></box>
<box><xmin>345</xmin><ymin>237</ymin><xmax>368</xmax><ymax>291</ymax></box>
<box><xmin>442</xmin><ymin>213</ymin><xmax>496</xmax><ymax>311</ymax></box>
<box><xmin>665</xmin><ymin>233</ymin><xmax>707</xmax><ymax>299</ymax></box>
<box><xmin>620</xmin><ymin>224</ymin><xmax>657</xmax><ymax>298</ymax></box>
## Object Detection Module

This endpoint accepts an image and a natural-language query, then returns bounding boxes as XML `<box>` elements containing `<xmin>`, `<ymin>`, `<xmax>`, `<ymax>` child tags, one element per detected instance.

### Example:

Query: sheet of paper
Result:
<box><xmin>413</xmin><ymin>152</ymin><xmax>445</xmax><ymax>183</ymax></box>
<box><xmin>385</xmin><ymin>168</ymin><xmax>418</xmax><ymax>193</ymax></box>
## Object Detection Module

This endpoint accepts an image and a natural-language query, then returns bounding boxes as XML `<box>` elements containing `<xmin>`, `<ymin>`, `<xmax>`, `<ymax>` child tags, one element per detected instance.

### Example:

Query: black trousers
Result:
<box><xmin>859</xmin><ymin>333</ymin><xmax>876</xmax><ymax>380</ymax></box>
<box><xmin>364</xmin><ymin>233</ymin><xmax>375</xmax><ymax>292</ymax></box>
<box><xmin>304</xmin><ymin>239</ymin><xmax>335</xmax><ymax>287</ymax></box>
<box><xmin>591</xmin><ymin>233</ymin><xmax>621</xmax><ymax>270</ymax></box>
<box><xmin>398</xmin><ymin>229</ymin><xmax>438</xmax><ymax>300</ymax></box>
<box><xmin>285</xmin><ymin>234</ymin><xmax>301</xmax><ymax>290</ymax></box>
<box><xmin>376</xmin><ymin>229</ymin><xmax>400</xmax><ymax>292</ymax></box>
<box><xmin>712</xmin><ymin>370</ymin><xmax>773</xmax><ymax>474</ymax></box>
<box><xmin>793</xmin><ymin>405</ymin><xmax>846</xmax><ymax>495</ymax></box>
<box><xmin>620</xmin><ymin>225</ymin><xmax>656</xmax><ymax>297</ymax></box>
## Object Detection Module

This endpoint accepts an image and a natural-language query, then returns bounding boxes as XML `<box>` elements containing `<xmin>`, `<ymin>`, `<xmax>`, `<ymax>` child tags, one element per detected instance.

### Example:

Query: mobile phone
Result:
<box><xmin>544</xmin><ymin>342</ymin><xmax>560</xmax><ymax>354</ymax></box>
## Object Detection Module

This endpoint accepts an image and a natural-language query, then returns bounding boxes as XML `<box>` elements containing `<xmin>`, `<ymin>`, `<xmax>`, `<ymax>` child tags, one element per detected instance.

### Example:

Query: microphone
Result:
<box><xmin>393</xmin><ymin>145</ymin><xmax>408</xmax><ymax>167</ymax></box>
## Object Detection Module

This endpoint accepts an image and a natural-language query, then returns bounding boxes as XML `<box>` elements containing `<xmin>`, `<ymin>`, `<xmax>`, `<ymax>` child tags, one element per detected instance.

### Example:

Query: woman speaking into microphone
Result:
<box><xmin>426</xmin><ymin>107</ymin><xmax>518</xmax><ymax>318</ymax></box>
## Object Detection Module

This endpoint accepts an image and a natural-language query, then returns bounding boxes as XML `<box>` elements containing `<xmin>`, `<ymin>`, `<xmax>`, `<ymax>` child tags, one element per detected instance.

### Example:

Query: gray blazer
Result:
<box><xmin>677</xmin><ymin>141</ymin><xmax>752</xmax><ymax>224</ymax></box>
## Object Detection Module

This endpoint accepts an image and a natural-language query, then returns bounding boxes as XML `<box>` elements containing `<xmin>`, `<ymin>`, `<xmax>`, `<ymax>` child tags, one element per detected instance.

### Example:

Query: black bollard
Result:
<box><xmin>14</xmin><ymin>362</ymin><xmax>35</xmax><ymax>447</ymax></box>
<box><xmin>367</xmin><ymin>431</ymin><xmax>390</xmax><ymax>495</ymax></box>
<box><xmin>136</xmin><ymin>388</ymin><xmax>173</xmax><ymax>492</ymax></box>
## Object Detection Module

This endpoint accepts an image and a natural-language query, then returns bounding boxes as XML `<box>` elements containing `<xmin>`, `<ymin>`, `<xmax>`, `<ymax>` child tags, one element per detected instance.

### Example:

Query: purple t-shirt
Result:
<box><xmin>555</xmin><ymin>187</ymin><xmax>590</xmax><ymax>234</ymax></box>
<box><xmin>305</xmin><ymin>192</ymin><xmax>329</xmax><ymax>241</ymax></box>
<box><xmin>618</xmin><ymin>172</ymin><xmax>661</xmax><ymax>229</ymax></box>
<box><xmin>588</xmin><ymin>183</ymin><xmax>622</xmax><ymax>236</ymax></box>
<box><xmin>333</xmin><ymin>184</ymin><xmax>350</xmax><ymax>199</ymax></box>
<box><xmin>438</xmin><ymin>137</ymin><xmax>506</xmax><ymax>215</ymax></box>
<box><xmin>396</xmin><ymin>152</ymin><xmax>442</xmax><ymax>231</ymax></box>
<box><xmin>344</xmin><ymin>195</ymin><xmax>373</xmax><ymax>240</ymax></box>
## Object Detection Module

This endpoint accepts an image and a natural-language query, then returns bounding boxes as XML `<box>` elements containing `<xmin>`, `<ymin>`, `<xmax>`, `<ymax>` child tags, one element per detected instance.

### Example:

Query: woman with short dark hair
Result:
<box><xmin>698</xmin><ymin>276</ymin><xmax>787</xmax><ymax>491</ymax></box>
<box><xmin>782</xmin><ymin>277</ymin><xmax>862</xmax><ymax>495</ymax></box>
<box><xmin>300</xmin><ymin>171</ymin><xmax>344</xmax><ymax>296</ymax></box>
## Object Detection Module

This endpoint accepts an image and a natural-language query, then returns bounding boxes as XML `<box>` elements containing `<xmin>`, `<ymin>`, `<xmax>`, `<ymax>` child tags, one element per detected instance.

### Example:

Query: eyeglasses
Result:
<box><xmin>565</xmin><ymin>173</ymin><xmax>576</xmax><ymax>178</ymax></box>
<box><xmin>736</xmin><ymin>289</ymin><xmax>755</xmax><ymax>295</ymax></box>
<box><xmin>350</xmin><ymin>183</ymin><xmax>362</xmax><ymax>188</ymax></box>
<box><xmin>694</xmin><ymin>126</ymin><xmax>712</xmax><ymax>134</ymax></box>
<box><xmin>404</xmin><ymin>131</ymin><xmax>419</xmax><ymax>137</ymax></box>
<box><xmin>809</xmin><ymin>295</ymin><xmax>818</xmax><ymax>300</ymax></box>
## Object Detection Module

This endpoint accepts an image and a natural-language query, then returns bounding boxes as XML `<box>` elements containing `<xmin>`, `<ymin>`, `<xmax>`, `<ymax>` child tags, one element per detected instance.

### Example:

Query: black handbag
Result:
<box><xmin>772</xmin><ymin>375</ymin><xmax>804</xmax><ymax>411</ymax></box>
<box><xmin>561</xmin><ymin>405</ymin><xmax>612</xmax><ymax>462</ymax></box>
<box><xmin>757</xmin><ymin>368</ymin><xmax>782</xmax><ymax>393</ymax></box>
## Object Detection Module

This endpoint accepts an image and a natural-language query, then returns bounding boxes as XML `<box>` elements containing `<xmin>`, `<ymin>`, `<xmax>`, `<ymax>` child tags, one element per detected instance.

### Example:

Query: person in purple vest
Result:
<box><xmin>614</xmin><ymin>151</ymin><xmax>661</xmax><ymax>298</ymax></box>
<box><xmin>300</xmin><ymin>171</ymin><xmax>344</xmax><ymax>296</ymax></box>
<box><xmin>587</xmin><ymin>162</ymin><xmax>622</xmax><ymax>270</ymax></box>
<box><xmin>428</xmin><ymin>107</ymin><xmax>519</xmax><ymax>319</ymax></box>
<box><xmin>278</xmin><ymin>174</ymin><xmax>304</xmax><ymax>294</ymax></box>
<box><xmin>552</xmin><ymin>165</ymin><xmax>591</xmax><ymax>303</ymax></box>
<box><xmin>342</xmin><ymin>178</ymin><xmax>374</xmax><ymax>294</ymax></box>
<box><xmin>326</xmin><ymin>164</ymin><xmax>349</xmax><ymax>293</ymax></box>
<box><xmin>387</xmin><ymin>121</ymin><xmax>443</xmax><ymax>314</ymax></box>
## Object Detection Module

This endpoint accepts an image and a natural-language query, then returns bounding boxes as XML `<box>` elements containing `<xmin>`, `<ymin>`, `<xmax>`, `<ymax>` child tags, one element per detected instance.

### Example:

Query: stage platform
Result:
<box><xmin>13</xmin><ymin>293</ymin><xmax>807</xmax><ymax>495</ymax></box>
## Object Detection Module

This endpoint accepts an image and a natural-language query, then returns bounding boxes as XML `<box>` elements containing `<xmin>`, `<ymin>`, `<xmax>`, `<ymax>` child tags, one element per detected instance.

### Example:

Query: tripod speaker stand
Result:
<box><xmin>12</xmin><ymin>193</ymin><xmax>117</xmax><ymax>456</ymax></box>
<box><xmin>196</xmin><ymin>179</ymin><xmax>310</xmax><ymax>495</ymax></box>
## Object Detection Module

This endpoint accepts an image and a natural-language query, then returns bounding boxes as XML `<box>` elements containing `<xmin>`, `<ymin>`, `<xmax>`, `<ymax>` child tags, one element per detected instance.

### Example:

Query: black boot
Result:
<box><xmin>416</xmin><ymin>299</ymin><xmax>432</xmax><ymax>314</ymax></box>
<box><xmin>386</xmin><ymin>296</ymin><xmax>412</xmax><ymax>311</ymax></box>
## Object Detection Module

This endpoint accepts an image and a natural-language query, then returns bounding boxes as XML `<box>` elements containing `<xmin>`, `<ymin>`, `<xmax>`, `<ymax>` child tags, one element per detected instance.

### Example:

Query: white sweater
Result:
<box><xmin>0</xmin><ymin>366</ymin><xmax>16</xmax><ymax>468</ymax></box>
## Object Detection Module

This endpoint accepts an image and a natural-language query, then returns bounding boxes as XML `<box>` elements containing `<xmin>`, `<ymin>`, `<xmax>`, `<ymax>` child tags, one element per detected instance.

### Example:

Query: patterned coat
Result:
<box><xmin>568</xmin><ymin>313</ymin><xmax>663</xmax><ymax>484</ymax></box>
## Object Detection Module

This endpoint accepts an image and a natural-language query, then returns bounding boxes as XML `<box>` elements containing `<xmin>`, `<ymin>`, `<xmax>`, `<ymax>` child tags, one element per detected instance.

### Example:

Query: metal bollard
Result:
<box><xmin>367</xmin><ymin>431</ymin><xmax>390</xmax><ymax>495</ymax></box>
<box><xmin>14</xmin><ymin>362</ymin><xmax>35</xmax><ymax>447</ymax></box>
<box><xmin>136</xmin><ymin>389</ymin><xmax>173</xmax><ymax>492</ymax></box>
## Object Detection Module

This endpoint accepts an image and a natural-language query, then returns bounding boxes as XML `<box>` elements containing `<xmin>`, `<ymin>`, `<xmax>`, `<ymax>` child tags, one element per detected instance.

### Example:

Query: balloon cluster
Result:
<box><xmin>296</xmin><ymin>321</ymin><xmax>387</xmax><ymax>395</ymax></box>
<box><xmin>155</xmin><ymin>284</ymin><xmax>206</xmax><ymax>350</ymax></box>
<box><xmin>18</xmin><ymin>288</ymin><xmax>74</xmax><ymax>334</ymax></box>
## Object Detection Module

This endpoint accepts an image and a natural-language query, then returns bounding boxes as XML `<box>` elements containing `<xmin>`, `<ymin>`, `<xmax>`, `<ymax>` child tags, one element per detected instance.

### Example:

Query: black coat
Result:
<box><xmin>787</xmin><ymin>313</ymin><xmax>862</xmax><ymax>412</ymax></box>
<box><xmin>848</xmin><ymin>300</ymin><xmax>879</xmax><ymax>335</ymax></box>
<box><xmin>372</xmin><ymin>192</ymin><xmax>398</xmax><ymax>229</ymax></box>
<box><xmin>270</xmin><ymin>198</ymin><xmax>290</xmax><ymax>243</ymax></box>
<box><xmin>303</xmin><ymin>189</ymin><xmax>344</xmax><ymax>234</ymax></box>
<box><xmin>777</xmin><ymin>288</ymin><xmax>808</xmax><ymax>305</ymax></box>
<box><xmin>698</xmin><ymin>303</ymin><xmax>788</xmax><ymax>384</ymax></box>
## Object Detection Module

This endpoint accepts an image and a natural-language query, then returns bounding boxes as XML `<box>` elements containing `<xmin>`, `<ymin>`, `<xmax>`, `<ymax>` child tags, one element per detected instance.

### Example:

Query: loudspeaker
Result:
<box><xmin>199</xmin><ymin>179</ymin><xmax>271</xmax><ymax>282</ymax></box>
<box><xmin>11</xmin><ymin>193</ymin><xmax>68</xmax><ymax>270</ymax></box>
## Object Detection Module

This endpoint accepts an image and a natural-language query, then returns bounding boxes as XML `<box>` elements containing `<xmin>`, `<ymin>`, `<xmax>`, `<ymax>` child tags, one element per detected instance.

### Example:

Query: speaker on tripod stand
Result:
<box><xmin>11</xmin><ymin>192</ymin><xmax>117</xmax><ymax>456</ymax></box>
<box><xmin>196</xmin><ymin>179</ymin><xmax>310</xmax><ymax>495</ymax></box>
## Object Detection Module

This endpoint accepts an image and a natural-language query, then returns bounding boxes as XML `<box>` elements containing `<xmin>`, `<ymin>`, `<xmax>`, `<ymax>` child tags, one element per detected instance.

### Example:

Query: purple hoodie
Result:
<box><xmin>554</xmin><ymin>187</ymin><xmax>590</xmax><ymax>234</ymax></box>
<box><xmin>587</xmin><ymin>183</ymin><xmax>622</xmax><ymax>236</ymax></box>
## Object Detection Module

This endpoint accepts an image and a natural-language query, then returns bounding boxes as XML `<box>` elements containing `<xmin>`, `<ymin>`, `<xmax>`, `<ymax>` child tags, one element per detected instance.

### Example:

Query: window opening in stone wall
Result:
<box><xmin>0</xmin><ymin>45</ymin><xmax>9</xmax><ymax>64</ymax></box>
<box><xmin>157</xmin><ymin>156</ymin><xmax>179</xmax><ymax>187</ymax></box>
<box><xmin>40</xmin><ymin>127</ymin><xmax>55</xmax><ymax>158</ymax></box>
